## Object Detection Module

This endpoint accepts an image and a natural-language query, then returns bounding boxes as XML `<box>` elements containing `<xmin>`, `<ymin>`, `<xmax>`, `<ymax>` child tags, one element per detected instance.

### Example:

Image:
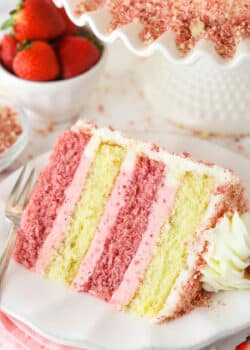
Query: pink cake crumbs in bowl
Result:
<box><xmin>0</xmin><ymin>105</ymin><xmax>22</xmax><ymax>154</ymax></box>
<box><xmin>0</xmin><ymin>96</ymin><xmax>29</xmax><ymax>172</ymax></box>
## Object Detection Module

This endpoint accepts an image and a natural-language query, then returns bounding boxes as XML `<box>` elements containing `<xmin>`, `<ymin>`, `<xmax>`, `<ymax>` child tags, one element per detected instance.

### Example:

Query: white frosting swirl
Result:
<box><xmin>202</xmin><ymin>212</ymin><xmax>250</xmax><ymax>292</ymax></box>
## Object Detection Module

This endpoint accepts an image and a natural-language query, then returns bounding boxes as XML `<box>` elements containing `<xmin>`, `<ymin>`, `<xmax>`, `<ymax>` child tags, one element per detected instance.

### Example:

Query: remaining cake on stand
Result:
<box><xmin>75</xmin><ymin>0</ymin><xmax>250</xmax><ymax>58</ymax></box>
<box><xmin>53</xmin><ymin>0</ymin><xmax>250</xmax><ymax>135</ymax></box>
<box><xmin>14</xmin><ymin>120</ymin><xmax>250</xmax><ymax>322</ymax></box>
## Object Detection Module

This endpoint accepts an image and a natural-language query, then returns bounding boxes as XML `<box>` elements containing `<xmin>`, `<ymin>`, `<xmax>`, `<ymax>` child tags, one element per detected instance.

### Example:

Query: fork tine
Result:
<box><xmin>15</xmin><ymin>168</ymin><xmax>35</xmax><ymax>208</ymax></box>
<box><xmin>24</xmin><ymin>169</ymin><xmax>37</xmax><ymax>207</ymax></box>
<box><xmin>8</xmin><ymin>165</ymin><xmax>27</xmax><ymax>205</ymax></box>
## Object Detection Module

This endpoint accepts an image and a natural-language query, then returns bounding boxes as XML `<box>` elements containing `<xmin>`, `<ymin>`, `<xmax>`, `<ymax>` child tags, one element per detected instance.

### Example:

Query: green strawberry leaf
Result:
<box><xmin>1</xmin><ymin>0</ymin><xmax>24</xmax><ymax>31</ymax></box>
<box><xmin>18</xmin><ymin>40</ymin><xmax>32</xmax><ymax>52</ymax></box>
<box><xmin>246</xmin><ymin>336</ymin><xmax>250</xmax><ymax>342</ymax></box>
<box><xmin>16</xmin><ymin>0</ymin><xmax>24</xmax><ymax>12</ymax></box>
<box><xmin>1</xmin><ymin>17</ymin><xmax>15</xmax><ymax>30</ymax></box>
<box><xmin>10</xmin><ymin>1</ymin><xmax>23</xmax><ymax>16</ymax></box>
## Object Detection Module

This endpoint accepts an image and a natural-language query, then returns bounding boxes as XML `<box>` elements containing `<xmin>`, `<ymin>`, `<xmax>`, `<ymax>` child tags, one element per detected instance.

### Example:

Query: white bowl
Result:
<box><xmin>0</xmin><ymin>48</ymin><xmax>107</xmax><ymax>123</ymax></box>
<box><xmin>0</xmin><ymin>96</ymin><xmax>29</xmax><ymax>172</ymax></box>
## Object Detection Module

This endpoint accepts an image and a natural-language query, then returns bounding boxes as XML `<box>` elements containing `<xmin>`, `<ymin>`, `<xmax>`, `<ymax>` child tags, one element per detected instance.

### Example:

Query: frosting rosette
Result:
<box><xmin>202</xmin><ymin>212</ymin><xmax>250</xmax><ymax>292</ymax></box>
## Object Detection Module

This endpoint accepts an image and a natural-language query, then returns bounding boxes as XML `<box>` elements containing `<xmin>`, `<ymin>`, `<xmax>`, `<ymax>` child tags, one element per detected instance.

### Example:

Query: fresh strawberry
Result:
<box><xmin>236</xmin><ymin>336</ymin><xmax>250</xmax><ymax>350</ymax></box>
<box><xmin>56</xmin><ymin>36</ymin><xmax>101</xmax><ymax>79</ymax></box>
<box><xmin>58</xmin><ymin>8</ymin><xmax>78</xmax><ymax>35</ymax></box>
<box><xmin>13</xmin><ymin>41</ymin><xmax>59</xmax><ymax>81</ymax></box>
<box><xmin>1</xmin><ymin>0</ymin><xmax>65</xmax><ymax>41</ymax></box>
<box><xmin>47</xmin><ymin>0</ymin><xmax>78</xmax><ymax>35</ymax></box>
<box><xmin>0</xmin><ymin>34</ymin><xmax>17</xmax><ymax>71</ymax></box>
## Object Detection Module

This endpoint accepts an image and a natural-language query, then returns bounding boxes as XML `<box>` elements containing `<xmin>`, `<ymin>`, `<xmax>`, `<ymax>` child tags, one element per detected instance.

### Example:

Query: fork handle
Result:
<box><xmin>0</xmin><ymin>225</ymin><xmax>18</xmax><ymax>294</ymax></box>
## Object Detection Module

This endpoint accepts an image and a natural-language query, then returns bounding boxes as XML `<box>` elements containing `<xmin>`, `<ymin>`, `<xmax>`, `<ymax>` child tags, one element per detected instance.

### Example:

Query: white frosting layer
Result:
<box><xmin>202</xmin><ymin>212</ymin><xmax>250</xmax><ymax>292</ymax></box>
<box><xmin>72</xmin><ymin>120</ymin><xmax>237</xmax><ymax>184</ymax></box>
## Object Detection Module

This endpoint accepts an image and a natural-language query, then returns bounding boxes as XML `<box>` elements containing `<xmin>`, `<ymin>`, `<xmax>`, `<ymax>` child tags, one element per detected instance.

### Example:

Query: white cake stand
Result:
<box><xmin>137</xmin><ymin>54</ymin><xmax>250</xmax><ymax>135</ymax></box>
<box><xmin>54</xmin><ymin>0</ymin><xmax>250</xmax><ymax>135</ymax></box>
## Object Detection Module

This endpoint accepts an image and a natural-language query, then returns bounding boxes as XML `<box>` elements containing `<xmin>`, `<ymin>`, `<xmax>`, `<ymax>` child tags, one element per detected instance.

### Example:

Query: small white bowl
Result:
<box><xmin>0</xmin><ymin>47</ymin><xmax>107</xmax><ymax>123</ymax></box>
<box><xmin>0</xmin><ymin>96</ymin><xmax>29</xmax><ymax>172</ymax></box>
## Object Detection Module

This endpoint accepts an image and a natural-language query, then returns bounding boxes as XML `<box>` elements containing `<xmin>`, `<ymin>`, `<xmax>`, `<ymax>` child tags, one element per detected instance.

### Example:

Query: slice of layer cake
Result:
<box><xmin>14</xmin><ymin>120</ymin><xmax>250</xmax><ymax>322</ymax></box>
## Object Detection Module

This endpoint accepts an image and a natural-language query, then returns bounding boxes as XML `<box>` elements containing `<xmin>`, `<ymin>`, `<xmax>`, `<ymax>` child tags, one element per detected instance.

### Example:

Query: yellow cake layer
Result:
<box><xmin>46</xmin><ymin>143</ymin><xmax>126</xmax><ymax>285</ymax></box>
<box><xmin>127</xmin><ymin>172</ymin><xmax>214</xmax><ymax>319</ymax></box>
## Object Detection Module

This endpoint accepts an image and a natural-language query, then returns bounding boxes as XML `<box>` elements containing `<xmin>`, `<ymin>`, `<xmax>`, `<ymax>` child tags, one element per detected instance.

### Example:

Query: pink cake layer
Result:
<box><xmin>110</xmin><ymin>179</ymin><xmax>178</xmax><ymax>309</ymax></box>
<box><xmin>72</xmin><ymin>156</ymin><xmax>135</xmax><ymax>291</ymax></box>
<box><xmin>35</xmin><ymin>141</ymin><xmax>93</xmax><ymax>275</ymax></box>
<box><xmin>14</xmin><ymin>131</ymin><xmax>90</xmax><ymax>268</ymax></box>
<box><xmin>82</xmin><ymin>157</ymin><xmax>165</xmax><ymax>301</ymax></box>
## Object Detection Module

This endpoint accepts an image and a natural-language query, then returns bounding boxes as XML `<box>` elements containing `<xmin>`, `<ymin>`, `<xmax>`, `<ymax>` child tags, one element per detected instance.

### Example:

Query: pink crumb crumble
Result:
<box><xmin>97</xmin><ymin>104</ymin><xmax>105</xmax><ymax>113</ymax></box>
<box><xmin>32</xmin><ymin>121</ymin><xmax>55</xmax><ymax>137</ymax></box>
<box><xmin>75</xmin><ymin>0</ymin><xmax>250</xmax><ymax>58</ymax></box>
<box><xmin>0</xmin><ymin>105</ymin><xmax>22</xmax><ymax>154</ymax></box>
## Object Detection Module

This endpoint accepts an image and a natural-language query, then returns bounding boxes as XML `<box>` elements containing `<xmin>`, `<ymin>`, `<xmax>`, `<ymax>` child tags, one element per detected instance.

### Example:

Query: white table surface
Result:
<box><xmin>0</xmin><ymin>1</ymin><xmax>250</xmax><ymax>350</ymax></box>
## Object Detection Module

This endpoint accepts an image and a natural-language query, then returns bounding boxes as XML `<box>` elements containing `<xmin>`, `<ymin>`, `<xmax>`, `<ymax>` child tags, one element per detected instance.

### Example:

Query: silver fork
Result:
<box><xmin>0</xmin><ymin>165</ymin><xmax>35</xmax><ymax>293</ymax></box>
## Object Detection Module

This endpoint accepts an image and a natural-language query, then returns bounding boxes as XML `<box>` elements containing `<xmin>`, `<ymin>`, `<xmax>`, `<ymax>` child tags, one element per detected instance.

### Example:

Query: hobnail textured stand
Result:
<box><xmin>138</xmin><ymin>54</ymin><xmax>250</xmax><ymax>135</ymax></box>
<box><xmin>54</xmin><ymin>0</ymin><xmax>250</xmax><ymax>135</ymax></box>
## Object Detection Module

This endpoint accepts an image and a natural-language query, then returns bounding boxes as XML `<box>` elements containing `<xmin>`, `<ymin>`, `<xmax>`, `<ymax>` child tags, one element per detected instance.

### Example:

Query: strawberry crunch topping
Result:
<box><xmin>75</xmin><ymin>0</ymin><xmax>250</xmax><ymax>58</ymax></box>
<box><xmin>0</xmin><ymin>105</ymin><xmax>22</xmax><ymax>154</ymax></box>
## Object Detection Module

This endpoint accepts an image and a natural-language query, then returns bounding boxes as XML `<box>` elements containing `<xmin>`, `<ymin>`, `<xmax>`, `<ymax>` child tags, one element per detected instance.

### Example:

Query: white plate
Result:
<box><xmin>53</xmin><ymin>0</ymin><xmax>250</xmax><ymax>68</ymax></box>
<box><xmin>0</xmin><ymin>131</ymin><xmax>250</xmax><ymax>350</ymax></box>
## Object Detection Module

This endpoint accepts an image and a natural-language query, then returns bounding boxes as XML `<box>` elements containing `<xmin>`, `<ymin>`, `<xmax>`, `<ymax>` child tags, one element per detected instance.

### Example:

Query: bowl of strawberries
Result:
<box><xmin>0</xmin><ymin>0</ymin><xmax>106</xmax><ymax>122</ymax></box>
